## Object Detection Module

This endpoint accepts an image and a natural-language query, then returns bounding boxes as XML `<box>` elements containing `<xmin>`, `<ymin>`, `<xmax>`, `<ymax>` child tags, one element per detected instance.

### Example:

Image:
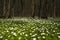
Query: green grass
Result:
<box><xmin>0</xmin><ymin>18</ymin><xmax>60</xmax><ymax>40</ymax></box>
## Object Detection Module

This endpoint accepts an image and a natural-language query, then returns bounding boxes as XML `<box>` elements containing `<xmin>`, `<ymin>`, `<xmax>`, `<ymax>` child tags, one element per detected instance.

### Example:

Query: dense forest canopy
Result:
<box><xmin>0</xmin><ymin>0</ymin><xmax>60</xmax><ymax>18</ymax></box>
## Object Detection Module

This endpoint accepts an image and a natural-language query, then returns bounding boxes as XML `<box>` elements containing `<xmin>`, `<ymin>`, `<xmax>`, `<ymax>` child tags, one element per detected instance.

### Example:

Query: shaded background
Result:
<box><xmin>0</xmin><ymin>0</ymin><xmax>60</xmax><ymax>18</ymax></box>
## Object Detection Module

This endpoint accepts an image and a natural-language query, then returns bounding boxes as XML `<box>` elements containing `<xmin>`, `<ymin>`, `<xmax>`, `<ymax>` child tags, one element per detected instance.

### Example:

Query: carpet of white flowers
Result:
<box><xmin>0</xmin><ymin>18</ymin><xmax>60</xmax><ymax>40</ymax></box>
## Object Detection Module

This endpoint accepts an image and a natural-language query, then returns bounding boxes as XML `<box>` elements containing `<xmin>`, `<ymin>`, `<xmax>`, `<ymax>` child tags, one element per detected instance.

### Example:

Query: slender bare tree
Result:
<box><xmin>3</xmin><ymin>0</ymin><xmax>5</xmax><ymax>18</ymax></box>
<box><xmin>32</xmin><ymin>0</ymin><xmax>35</xmax><ymax>17</ymax></box>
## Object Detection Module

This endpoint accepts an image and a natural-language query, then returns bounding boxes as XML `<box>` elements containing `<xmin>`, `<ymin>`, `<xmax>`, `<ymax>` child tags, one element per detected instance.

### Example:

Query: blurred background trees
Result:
<box><xmin>0</xmin><ymin>0</ymin><xmax>60</xmax><ymax>18</ymax></box>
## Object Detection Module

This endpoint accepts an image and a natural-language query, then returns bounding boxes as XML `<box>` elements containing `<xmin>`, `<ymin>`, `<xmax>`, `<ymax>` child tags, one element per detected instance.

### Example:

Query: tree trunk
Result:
<box><xmin>32</xmin><ymin>0</ymin><xmax>35</xmax><ymax>17</ymax></box>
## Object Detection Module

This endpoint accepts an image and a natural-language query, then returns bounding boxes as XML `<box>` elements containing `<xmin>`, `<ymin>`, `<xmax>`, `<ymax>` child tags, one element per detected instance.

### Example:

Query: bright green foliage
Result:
<box><xmin>0</xmin><ymin>18</ymin><xmax>60</xmax><ymax>40</ymax></box>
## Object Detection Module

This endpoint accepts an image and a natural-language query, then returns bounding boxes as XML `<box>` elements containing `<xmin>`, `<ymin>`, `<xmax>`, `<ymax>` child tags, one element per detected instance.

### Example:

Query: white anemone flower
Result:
<box><xmin>41</xmin><ymin>33</ymin><xmax>45</xmax><ymax>35</ymax></box>
<box><xmin>33</xmin><ymin>38</ymin><xmax>36</xmax><ymax>40</ymax></box>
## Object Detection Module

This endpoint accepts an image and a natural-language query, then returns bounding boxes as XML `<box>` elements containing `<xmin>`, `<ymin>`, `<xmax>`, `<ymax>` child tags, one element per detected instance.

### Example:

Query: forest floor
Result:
<box><xmin>0</xmin><ymin>18</ymin><xmax>60</xmax><ymax>40</ymax></box>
